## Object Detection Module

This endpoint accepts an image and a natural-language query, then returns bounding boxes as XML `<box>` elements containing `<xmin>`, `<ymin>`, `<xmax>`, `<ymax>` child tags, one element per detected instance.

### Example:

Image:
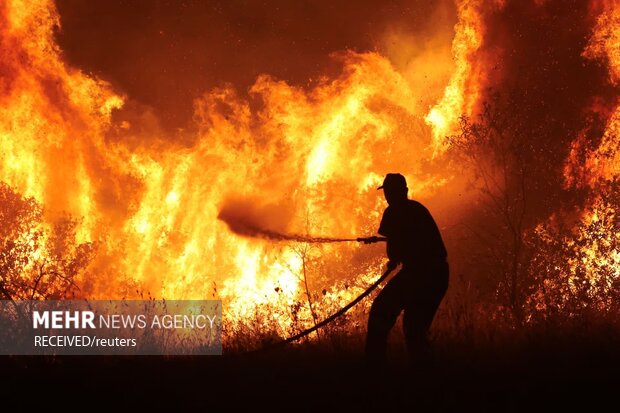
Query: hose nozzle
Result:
<box><xmin>357</xmin><ymin>236</ymin><xmax>387</xmax><ymax>244</ymax></box>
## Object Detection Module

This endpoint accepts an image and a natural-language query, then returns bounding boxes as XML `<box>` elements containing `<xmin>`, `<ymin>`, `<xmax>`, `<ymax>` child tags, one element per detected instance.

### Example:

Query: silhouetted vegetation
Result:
<box><xmin>0</xmin><ymin>182</ymin><xmax>94</xmax><ymax>302</ymax></box>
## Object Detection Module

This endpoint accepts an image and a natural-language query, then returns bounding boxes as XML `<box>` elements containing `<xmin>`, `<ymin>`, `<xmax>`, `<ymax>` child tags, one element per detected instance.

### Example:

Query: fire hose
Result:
<box><xmin>253</xmin><ymin>236</ymin><xmax>390</xmax><ymax>352</ymax></box>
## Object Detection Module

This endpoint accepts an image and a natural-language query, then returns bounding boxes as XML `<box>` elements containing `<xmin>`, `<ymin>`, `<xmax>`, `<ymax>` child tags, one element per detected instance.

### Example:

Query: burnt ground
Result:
<box><xmin>2</xmin><ymin>332</ymin><xmax>620</xmax><ymax>411</ymax></box>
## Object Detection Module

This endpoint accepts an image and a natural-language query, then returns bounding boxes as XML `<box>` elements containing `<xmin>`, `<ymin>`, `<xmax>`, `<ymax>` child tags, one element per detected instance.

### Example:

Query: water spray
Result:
<box><xmin>217</xmin><ymin>205</ymin><xmax>386</xmax><ymax>244</ymax></box>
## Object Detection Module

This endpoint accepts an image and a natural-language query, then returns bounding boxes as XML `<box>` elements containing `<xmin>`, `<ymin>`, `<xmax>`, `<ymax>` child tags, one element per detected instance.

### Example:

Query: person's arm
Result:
<box><xmin>378</xmin><ymin>208</ymin><xmax>401</xmax><ymax>270</ymax></box>
<box><xmin>385</xmin><ymin>241</ymin><xmax>401</xmax><ymax>270</ymax></box>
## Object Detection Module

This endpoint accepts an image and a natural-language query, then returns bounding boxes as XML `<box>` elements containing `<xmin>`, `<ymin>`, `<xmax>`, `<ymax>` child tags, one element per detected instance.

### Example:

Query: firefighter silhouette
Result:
<box><xmin>364</xmin><ymin>173</ymin><xmax>449</xmax><ymax>365</ymax></box>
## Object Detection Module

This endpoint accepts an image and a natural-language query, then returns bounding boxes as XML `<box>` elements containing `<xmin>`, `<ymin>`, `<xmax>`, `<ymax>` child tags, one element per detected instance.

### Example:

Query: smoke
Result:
<box><xmin>54</xmin><ymin>0</ymin><xmax>456</xmax><ymax>133</ymax></box>
<box><xmin>218</xmin><ymin>198</ymin><xmax>357</xmax><ymax>243</ymax></box>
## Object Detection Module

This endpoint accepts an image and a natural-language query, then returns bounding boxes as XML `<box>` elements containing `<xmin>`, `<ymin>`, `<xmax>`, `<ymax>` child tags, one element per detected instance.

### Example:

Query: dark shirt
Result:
<box><xmin>378</xmin><ymin>199</ymin><xmax>447</xmax><ymax>267</ymax></box>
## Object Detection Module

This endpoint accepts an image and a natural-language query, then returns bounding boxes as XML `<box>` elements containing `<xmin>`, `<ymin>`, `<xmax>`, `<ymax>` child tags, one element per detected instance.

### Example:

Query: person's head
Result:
<box><xmin>377</xmin><ymin>173</ymin><xmax>408</xmax><ymax>206</ymax></box>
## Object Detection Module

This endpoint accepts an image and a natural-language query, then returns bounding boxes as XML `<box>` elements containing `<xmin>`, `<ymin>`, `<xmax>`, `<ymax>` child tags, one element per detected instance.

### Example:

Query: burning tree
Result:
<box><xmin>527</xmin><ymin>152</ymin><xmax>620</xmax><ymax>319</ymax></box>
<box><xmin>0</xmin><ymin>182</ymin><xmax>94</xmax><ymax>301</ymax></box>
<box><xmin>447</xmin><ymin>94</ymin><xmax>536</xmax><ymax>323</ymax></box>
<box><xmin>449</xmin><ymin>90</ymin><xmax>620</xmax><ymax>324</ymax></box>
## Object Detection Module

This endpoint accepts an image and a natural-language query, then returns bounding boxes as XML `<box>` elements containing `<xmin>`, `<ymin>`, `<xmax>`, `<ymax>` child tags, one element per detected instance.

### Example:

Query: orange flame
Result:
<box><xmin>0</xmin><ymin>0</ymin><xmax>483</xmax><ymax>338</ymax></box>
<box><xmin>539</xmin><ymin>0</ymin><xmax>620</xmax><ymax>312</ymax></box>
<box><xmin>424</xmin><ymin>0</ymin><xmax>487</xmax><ymax>152</ymax></box>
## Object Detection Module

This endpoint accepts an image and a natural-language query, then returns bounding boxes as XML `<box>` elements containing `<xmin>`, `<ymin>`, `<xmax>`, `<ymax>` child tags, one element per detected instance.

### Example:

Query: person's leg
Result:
<box><xmin>403</xmin><ymin>261</ymin><xmax>449</xmax><ymax>366</ymax></box>
<box><xmin>365</xmin><ymin>270</ymin><xmax>410</xmax><ymax>365</ymax></box>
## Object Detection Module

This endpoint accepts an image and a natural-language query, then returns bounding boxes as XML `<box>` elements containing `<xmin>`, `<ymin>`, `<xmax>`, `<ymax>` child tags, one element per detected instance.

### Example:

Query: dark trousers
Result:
<box><xmin>365</xmin><ymin>260</ymin><xmax>449</xmax><ymax>364</ymax></box>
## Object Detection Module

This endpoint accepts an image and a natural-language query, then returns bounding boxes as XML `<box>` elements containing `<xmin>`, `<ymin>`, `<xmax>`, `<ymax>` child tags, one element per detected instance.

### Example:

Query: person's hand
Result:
<box><xmin>358</xmin><ymin>236</ymin><xmax>379</xmax><ymax>244</ymax></box>
<box><xmin>386</xmin><ymin>260</ymin><xmax>398</xmax><ymax>271</ymax></box>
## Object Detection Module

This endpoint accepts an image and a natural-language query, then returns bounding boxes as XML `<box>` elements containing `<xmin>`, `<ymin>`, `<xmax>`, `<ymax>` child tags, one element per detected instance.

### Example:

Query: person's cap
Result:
<box><xmin>377</xmin><ymin>173</ymin><xmax>407</xmax><ymax>190</ymax></box>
